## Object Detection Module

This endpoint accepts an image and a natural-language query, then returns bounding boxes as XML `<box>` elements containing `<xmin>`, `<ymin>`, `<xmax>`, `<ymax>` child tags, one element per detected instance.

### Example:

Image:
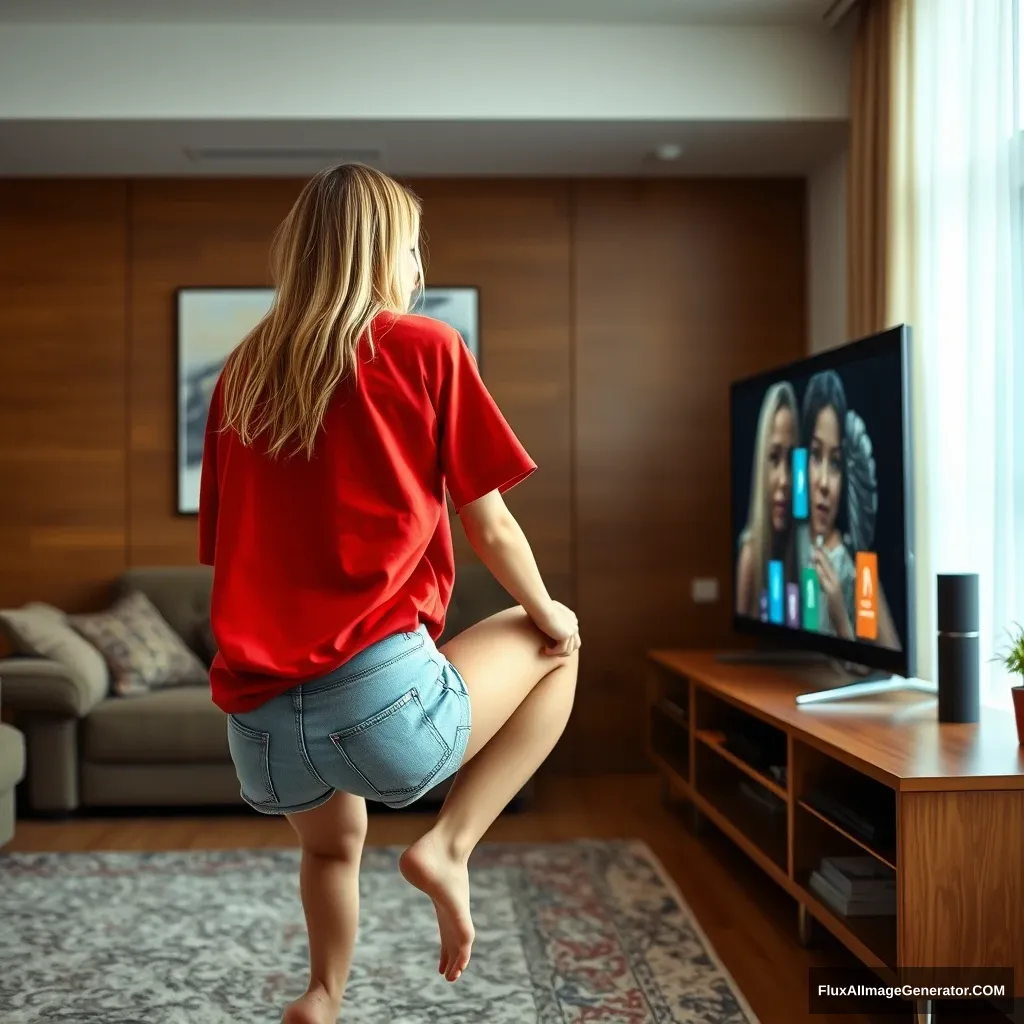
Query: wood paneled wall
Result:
<box><xmin>0</xmin><ymin>176</ymin><xmax>805</xmax><ymax>772</ymax></box>
<box><xmin>0</xmin><ymin>182</ymin><xmax>128</xmax><ymax>612</ymax></box>
<box><xmin>573</xmin><ymin>180</ymin><xmax>807</xmax><ymax>772</ymax></box>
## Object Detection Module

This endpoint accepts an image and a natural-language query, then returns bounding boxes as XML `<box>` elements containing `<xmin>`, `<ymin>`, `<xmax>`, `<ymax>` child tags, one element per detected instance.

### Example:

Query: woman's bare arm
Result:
<box><xmin>458</xmin><ymin>489</ymin><xmax>553</xmax><ymax>621</ymax></box>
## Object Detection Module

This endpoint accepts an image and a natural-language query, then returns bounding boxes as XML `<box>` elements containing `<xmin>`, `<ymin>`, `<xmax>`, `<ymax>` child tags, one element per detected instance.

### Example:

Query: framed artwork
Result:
<box><xmin>176</xmin><ymin>287</ymin><xmax>274</xmax><ymax>514</ymax></box>
<box><xmin>175</xmin><ymin>284</ymin><xmax>481</xmax><ymax>515</ymax></box>
<box><xmin>413</xmin><ymin>286</ymin><xmax>480</xmax><ymax>363</ymax></box>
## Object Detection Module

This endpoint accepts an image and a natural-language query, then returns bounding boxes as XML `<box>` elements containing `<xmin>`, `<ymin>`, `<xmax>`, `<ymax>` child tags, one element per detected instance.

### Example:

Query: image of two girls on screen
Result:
<box><xmin>735</xmin><ymin>370</ymin><xmax>902</xmax><ymax>651</ymax></box>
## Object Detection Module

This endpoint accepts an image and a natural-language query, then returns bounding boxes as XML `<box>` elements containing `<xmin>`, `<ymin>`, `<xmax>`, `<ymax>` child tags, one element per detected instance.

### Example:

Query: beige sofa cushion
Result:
<box><xmin>0</xmin><ymin>603</ymin><xmax>110</xmax><ymax>706</ymax></box>
<box><xmin>70</xmin><ymin>591</ymin><xmax>208</xmax><ymax>697</ymax></box>
<box><xmin>83</xmin><ymin>686</ymin><xmax>230</xmax><ymax>764</ymax></box>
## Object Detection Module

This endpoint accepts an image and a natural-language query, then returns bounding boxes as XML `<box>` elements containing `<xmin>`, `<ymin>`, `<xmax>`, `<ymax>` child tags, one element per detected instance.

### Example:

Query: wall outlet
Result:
<box><xmin>691</xmin><ymin>578</ymin><xmax>719</xmax><ymax>604</ymax></box>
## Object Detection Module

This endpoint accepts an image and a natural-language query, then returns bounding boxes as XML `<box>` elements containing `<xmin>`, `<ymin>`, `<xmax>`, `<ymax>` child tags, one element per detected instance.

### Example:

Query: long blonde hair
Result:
<box><xmin>742</xmin><ymin>381</ymin><xmax>799</xmax><ymax>616</ymax></box>
<box><xmin>221</xmin><ymin>164</ymin><xmax>423</xmax><ymax>458</ymax></box>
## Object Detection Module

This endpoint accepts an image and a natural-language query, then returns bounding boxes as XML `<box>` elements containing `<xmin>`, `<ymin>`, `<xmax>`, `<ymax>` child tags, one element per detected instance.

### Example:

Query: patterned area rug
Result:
<box><xmin>0</xmin><ymin>839</ymin><xmax>756</xmax><ymax>1024</ymax></box>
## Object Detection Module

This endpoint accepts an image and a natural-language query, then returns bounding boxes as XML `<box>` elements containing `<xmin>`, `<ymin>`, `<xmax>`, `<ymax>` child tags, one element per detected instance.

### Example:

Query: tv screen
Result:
<box><xmin>730</xmin><ymin>326</ymin><xmax>914</xmax><ymax>677</ymax></box>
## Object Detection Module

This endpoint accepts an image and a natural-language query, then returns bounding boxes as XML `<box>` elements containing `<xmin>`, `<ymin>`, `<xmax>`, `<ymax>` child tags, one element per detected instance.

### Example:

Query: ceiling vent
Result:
<box><xmin>184</xmin><ymin>146</ymin><xmax>382</xmax><ymax>163</ymax></box>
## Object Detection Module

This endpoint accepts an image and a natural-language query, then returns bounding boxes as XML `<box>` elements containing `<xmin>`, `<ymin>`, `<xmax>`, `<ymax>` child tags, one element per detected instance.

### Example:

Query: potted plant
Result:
<box><xmin>999</xmin><ymin>624</ymin><xmax>1024</xmax><ymax>745</ymax></box>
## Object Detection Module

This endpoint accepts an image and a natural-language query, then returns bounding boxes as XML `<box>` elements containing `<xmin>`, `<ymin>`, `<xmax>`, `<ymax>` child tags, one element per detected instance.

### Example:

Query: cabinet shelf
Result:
<box><xmin>656</xmin><ymin>697</ymin><xmax>689</xmax><ymax>730</ymax></box>
<box><xmin>797</xmin><ymin>800</ymin><xmax>897</xmax><ymax>871</ymax></box>
<box><xmin>696</xmin><ymin>729</ymin><xmax>787</xmax><ymax>800</ymax></box>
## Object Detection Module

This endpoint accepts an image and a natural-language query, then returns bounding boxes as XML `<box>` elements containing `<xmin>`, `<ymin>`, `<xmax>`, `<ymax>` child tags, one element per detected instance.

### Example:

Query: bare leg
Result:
<box><xmin>399</xmin><ymin>607</ymin><xmax>578</xmax><ymax>982</ymax></box>
<box><xmin>283</xmin><ymin>792</ymin><xmax>368</xmax><ymax>1024</ymax></box>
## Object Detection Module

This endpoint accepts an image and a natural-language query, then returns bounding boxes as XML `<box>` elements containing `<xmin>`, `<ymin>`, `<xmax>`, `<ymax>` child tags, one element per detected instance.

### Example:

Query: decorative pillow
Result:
<box><xmin>69</xmin><ymin>591</ymin><xmax>209</xmax><ymax>696</ymax></box>
<box><xmin>0</xmin><ymin>602</ymin><xmax>111</xmax><ymax>705</ymax></box>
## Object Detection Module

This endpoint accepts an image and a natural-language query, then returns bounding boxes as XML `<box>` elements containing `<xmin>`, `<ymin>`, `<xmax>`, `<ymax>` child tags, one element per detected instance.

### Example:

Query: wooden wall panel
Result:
<box><xmin>128</xmin><ymin>180</ymin><xmax>299</xmax><ymax>566</ymax></box>
<box><xmin>0</xmin><ymin>181</ymin><xmax>128</xmax><ymax>612</ymax></box>
<box><xmin>572</xmin><ymin>180</ymin><xmax>807</xmax><ymax>773</ymax></box>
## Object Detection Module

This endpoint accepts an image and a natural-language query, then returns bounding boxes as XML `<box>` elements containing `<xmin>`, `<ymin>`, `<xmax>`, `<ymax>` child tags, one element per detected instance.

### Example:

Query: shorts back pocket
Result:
<box><xmin>331</xmin><ymin>688</ymin><xmax>450</xmax><ymax>801</ymax></box>
<box><xmin>226</xmin><ymin>716</ymin><xmax>278</xmax><ymax>806</ymax></box>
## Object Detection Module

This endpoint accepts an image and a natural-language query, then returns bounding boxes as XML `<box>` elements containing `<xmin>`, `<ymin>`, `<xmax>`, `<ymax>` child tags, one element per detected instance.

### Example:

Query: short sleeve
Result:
<box><xmin>198</xmin><ymin>378</ymin><xmax>222</xmax><ymax>566</ymax></box>
<box><xmin>436</xmin><ymin>331</ymin><xmax>536</xmax><ymax>512</ymax></box>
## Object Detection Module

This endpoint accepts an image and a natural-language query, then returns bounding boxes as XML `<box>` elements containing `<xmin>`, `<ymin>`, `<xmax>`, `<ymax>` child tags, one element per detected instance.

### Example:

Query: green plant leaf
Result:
<box><xmin>998</xmin><ymin>622</ymin><xmax>1024</xmax><ymax>678</ymax></box>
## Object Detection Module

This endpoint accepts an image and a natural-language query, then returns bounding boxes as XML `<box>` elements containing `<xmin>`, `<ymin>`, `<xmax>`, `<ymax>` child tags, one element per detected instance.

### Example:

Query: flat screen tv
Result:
<box><xmin>730</xmin><ymin>325</ymin><xmax>916</xmax><ymax>684</ymax></box>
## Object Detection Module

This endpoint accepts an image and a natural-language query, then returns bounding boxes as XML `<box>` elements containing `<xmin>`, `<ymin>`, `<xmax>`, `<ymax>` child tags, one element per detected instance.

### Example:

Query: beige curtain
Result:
<box><xmin>847</xmin><ymin>0</ymin><xmax>902</xmax><ymax>339</ymax></box>
<box><xmin>884</xmin><ymin>0</ymin><xmax>915</xmax><ymax>331</ymax></box>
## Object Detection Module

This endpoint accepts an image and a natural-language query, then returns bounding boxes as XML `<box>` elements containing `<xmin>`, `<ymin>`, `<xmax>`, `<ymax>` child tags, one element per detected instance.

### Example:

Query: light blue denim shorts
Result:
<box><xmin>225</xmin><ymin>625</ymin><xmax>472</xmax><ymax>813</ymax></box>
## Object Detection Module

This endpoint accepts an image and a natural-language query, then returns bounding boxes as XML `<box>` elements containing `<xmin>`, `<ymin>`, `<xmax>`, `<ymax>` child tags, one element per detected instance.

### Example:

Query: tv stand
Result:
<box><xmin>715</xmin><ymin>649</ymin><xmax>830</xmax><ymax>668</ymax></box>
<box><xmin>646</xmin><ymin>649</ymin><xmax>1024</xmax><ymax>1019</ymax></box>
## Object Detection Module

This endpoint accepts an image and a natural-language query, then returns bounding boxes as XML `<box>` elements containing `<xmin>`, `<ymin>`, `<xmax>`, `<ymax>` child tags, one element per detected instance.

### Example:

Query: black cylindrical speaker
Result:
<box><xmin>937</xmin><ymin>573</ymin><xmax>980</xmax><ymax>723</ymax></box>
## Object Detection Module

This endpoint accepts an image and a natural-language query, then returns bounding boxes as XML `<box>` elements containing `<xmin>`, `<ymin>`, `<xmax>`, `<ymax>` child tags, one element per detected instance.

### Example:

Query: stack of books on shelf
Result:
<box><xmin>808</xmin><ymin>856</ymin><xmax>896</xmax><ymax>918</ymax></box>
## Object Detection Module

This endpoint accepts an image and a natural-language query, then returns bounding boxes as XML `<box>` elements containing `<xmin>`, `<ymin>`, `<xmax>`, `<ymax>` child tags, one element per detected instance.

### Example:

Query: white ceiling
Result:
<box><xmin>0</xmin><ymin>0</ymin><xmax>834</xmax><ymax>26</ymax></box>
<box><xmin>0</xmin><ymin>1</ymin><xmax>848</xmax><ymax>177</ymax></box>
<box><xmin>0</xmin><ymin>118</ymin><xmax>847</xmax><ymax>178</ymax></box>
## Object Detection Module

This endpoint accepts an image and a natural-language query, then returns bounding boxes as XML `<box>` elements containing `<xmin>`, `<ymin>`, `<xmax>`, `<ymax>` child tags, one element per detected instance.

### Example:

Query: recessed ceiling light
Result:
<box><xmin>653</xmin><ymin>143</ymin><xmax>685</xmax><ymax>162</ymax></box>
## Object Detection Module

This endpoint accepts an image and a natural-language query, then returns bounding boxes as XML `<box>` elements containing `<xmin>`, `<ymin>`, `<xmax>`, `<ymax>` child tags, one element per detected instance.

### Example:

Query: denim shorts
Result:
<box><xmin>225</xmin><ymin>625</ymin><xmax>472</xmax><ymax>813</ymax></box>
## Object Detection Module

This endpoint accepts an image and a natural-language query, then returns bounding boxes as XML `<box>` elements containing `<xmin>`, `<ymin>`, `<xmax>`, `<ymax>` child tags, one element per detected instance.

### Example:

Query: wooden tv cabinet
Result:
<box><xmin>646</xmin><ymin>650</ymin><xmax>1024</xmax><ymax>1020</ymax></box>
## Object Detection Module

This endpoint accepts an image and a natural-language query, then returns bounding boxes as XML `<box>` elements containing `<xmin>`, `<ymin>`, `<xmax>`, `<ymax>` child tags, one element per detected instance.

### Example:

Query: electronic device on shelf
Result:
<box><xmin>726</xmin><ymin>324</ymin><xmax>935</xmax><ymax>704</ymax></box>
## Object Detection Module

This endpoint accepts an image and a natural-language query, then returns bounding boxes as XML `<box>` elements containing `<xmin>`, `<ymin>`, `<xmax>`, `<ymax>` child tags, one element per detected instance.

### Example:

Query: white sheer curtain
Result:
<box><xmin>890</xmin><ymin>0</ymin><xmax>1023</xmax><ymax>706</ymax></box>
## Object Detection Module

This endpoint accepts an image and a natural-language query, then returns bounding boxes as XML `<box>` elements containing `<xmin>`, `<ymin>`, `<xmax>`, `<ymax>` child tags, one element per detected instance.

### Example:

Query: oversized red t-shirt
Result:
<box><xmin>198</xmin><ymin>311</ymin><xmax>536</xmax><ymax>713</ymax></box>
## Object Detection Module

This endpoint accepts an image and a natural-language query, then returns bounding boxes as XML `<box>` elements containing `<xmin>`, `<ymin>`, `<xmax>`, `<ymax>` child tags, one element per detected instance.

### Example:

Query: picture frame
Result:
<box><xmin>176</xmin><ymin>287</ymin><xmax>275</xmax><ymax>515</ymax></box>
<box><xmin>412</xmin><ymin>286</ymin><xmax>480</xmax><ymax>364</ymax></box>
<box><xmin>175</xmin><ymin>284</ymin><xmax>481</xmax><ymax>515</ymax></box>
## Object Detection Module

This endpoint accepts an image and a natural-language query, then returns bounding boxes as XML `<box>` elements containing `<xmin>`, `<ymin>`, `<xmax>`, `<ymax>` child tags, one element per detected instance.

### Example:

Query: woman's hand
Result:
<box><xmin>813</xmin><ymin>548</ymin><xmax>853</xmax><ymax>639</ymax></box>
<box><xmin>529</xmin><ymin>600</ymin><xmax>581</xmax><ymax>657</ymax></box>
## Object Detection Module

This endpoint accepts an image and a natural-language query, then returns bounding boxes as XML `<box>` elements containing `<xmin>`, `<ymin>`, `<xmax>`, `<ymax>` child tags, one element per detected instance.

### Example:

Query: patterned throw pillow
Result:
<box><xmin>70</xmin><ymin>591</ymin><xmax>209</xmax><ymax>697</ymax></box>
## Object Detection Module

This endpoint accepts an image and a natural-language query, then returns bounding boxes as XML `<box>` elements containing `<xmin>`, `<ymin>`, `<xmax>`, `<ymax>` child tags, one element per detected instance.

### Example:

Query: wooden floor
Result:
<box><xmin>8</xmin><ymin>775</ymin><xmax>922</xmax><ymax>1024</ymax></box>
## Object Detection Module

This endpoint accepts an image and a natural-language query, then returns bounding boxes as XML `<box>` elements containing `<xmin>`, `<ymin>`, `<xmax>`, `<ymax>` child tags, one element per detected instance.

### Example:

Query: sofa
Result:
<box><xmin>0</xmin><ymin>563</ymin><xmax>519</xmax><ymax>816</ymax></box>
<box><xmin>0</xmin><ymin>683</ymin><xmax>26</xmax><ymax>844</ymax></box>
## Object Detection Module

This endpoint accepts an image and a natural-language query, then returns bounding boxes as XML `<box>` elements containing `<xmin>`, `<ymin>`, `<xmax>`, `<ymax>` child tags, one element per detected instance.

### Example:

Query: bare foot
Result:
<box><xmin>399</xmin><ymin>831</ymin><xmax>475</xmax><ymax>982</ymax></box>
<box><xmin>282</xmin><ymin>983</ymin><xmax>340</xmax><ymax>1024</ymax></box>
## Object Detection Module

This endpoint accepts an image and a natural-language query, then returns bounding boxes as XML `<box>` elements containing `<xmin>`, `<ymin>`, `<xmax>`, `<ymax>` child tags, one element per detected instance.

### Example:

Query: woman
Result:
<box><xmin>801</xmin><ymin>370</ymin><xmax>854</xmax><ymax>637</ymax></box>
<box><xmin>801</xmin><ymin>371</ymin><xmax>900</xmax><ymax>649</ymax></box>
<box><xmin>736</xmin><ymin>381</ymin><xmax>799</xmax><ymax>619</ymax></box>
<box><xmin>199</xmin><ymin>164</ymin><xmax>580</xmax><ymax>1024</ymax></box>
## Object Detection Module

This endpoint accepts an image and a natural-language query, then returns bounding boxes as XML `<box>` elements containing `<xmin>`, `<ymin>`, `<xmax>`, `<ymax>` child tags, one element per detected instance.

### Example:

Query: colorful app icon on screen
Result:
<box><xmin>768</xmin><ymin>560</ymin><xmax>784</xmax><ymax>624</ymax></box>
<box><xmin>785</xmin><ymin>583</ymin><xmax>800</xmax><ymax>628</ymax></box>
<box><xmin>792</xmin><ymin>447</ymin><xmax>809</xmax><ymax>520</ymax></box>
<box><xmin>801</xmin><ymin>565</ymin><xmax>819</xmax><ymax>630</ymax></box>
<box><xmin>759</xmin><ymin>589</ymin><xmax>769</xmax><ymax>622</ymax></box>
<box><xmin>855</xmin><ymin>552</ymin><xmax>879</xmax><ymax>640</ymax></box>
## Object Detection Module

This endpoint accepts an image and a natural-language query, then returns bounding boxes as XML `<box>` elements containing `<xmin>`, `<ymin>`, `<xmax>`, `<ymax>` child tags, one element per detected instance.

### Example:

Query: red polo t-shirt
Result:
<box><xmin>198</xmin><ymin>311</ymin><xmax>536</xmax><ymax>713</ymax></box>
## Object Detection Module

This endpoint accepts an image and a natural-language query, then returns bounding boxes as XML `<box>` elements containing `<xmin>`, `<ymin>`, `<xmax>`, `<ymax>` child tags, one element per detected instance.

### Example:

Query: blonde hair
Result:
<box><xmin>221</xmin><ymin>164</ymin><xmax>423</xmax><ymax>458</ymax></box>
<box><xmin>742</xmin><ymin>380</ymin><xmax>799</xmax><ymax>616</ymax></box>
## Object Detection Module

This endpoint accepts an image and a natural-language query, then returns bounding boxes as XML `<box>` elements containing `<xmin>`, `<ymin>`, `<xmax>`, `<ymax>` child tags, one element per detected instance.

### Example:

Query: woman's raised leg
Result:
<box><xmin>399</xmin><ymin>606</ymin><xmax>578</xmax><ymax>982</ymax></box>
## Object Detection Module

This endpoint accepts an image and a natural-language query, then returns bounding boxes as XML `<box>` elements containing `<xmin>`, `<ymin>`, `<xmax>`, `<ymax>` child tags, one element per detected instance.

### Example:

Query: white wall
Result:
<box><xmin>0</xmin><ymin>23</ymin><xmax>850</xmax><ymax>120</ymax></box>
<box><xmin>807</xmin><ymin>148</ymin><xmax>848</xmax><ymax>352</ymax></box>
